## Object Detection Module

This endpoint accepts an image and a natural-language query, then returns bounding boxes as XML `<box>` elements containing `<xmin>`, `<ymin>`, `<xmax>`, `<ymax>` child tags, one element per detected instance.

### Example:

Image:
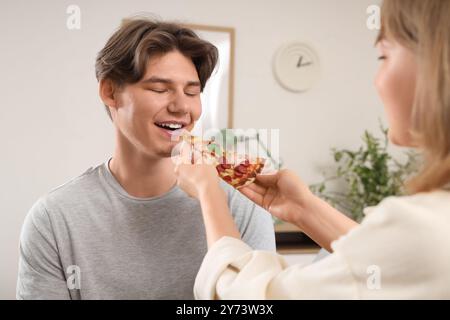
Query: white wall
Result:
<box><xmin>0</xmin><ymin>0</ymin><xmax>385</xmax><ymax>299</ymax></box>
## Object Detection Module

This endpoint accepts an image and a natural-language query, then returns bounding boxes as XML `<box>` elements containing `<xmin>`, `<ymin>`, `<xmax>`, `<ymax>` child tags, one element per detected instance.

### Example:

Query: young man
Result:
<box><xmin>16</xmin><ymin>18</ymin><xmax>275</xmax><ymax>300</ymax></box>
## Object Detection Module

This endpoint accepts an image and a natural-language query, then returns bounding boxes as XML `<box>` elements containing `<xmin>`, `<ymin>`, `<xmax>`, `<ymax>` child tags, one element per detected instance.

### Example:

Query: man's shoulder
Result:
<box><xmin>32</xmin><ymin>163</ymin><xmax>104</xmax><ymax>215</ymax></box>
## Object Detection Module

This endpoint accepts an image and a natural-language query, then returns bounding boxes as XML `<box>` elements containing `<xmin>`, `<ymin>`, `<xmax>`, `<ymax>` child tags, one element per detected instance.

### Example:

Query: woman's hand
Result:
<box><xmin>173</xmin><ymin>142</ymin><xmax>240</xmax><ymax>247</ymax></box>
<box><xmin>173</xmin><ymin>143</ymin><xmax>220</xmax><ymax>199</ymax></box>
<box><xmin>239</xmin><ymin>169</ymin><xmax>314</xmax><ymax>228</ymax></box>
<box><xmin>240</xmin><ymin>169</ymin><xmax>359</xmax><ymax>251</ymax></box>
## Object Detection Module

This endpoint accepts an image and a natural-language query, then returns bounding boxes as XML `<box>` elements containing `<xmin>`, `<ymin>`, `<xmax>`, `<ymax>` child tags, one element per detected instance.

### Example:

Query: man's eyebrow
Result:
<box><xmin>141</xmin><ymin>76</ymin><xmax>172</xmax><ymax>84</ymax></box>
<box><xmin>186</xmin><ymin>81</ymin><xmax>201</xmax><ymax>87</ymax></box>
<box><xmin>141</xmin><ymin>76</ymin><xmax>201</xmax><ymax>87</ymax></box>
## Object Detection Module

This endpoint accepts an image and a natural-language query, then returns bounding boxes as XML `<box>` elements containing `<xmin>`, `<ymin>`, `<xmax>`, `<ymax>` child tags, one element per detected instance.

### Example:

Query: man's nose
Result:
<box><xmin>168</xmin><ymin>91</ymin><xmax>189</xmax><ymax>114</ymax></box>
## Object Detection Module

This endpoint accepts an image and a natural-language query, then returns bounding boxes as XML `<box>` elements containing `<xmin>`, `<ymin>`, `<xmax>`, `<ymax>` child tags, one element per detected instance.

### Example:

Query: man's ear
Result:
<box><xmin>99</xmin><ymin>79</ymin><xmax>118</xmax><ymax>109</ymax></box>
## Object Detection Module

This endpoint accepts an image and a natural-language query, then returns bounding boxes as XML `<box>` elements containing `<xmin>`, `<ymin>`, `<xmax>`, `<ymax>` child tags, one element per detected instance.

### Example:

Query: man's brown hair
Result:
<box><xmin>95</xmin><ymin>17</ymin><xmax>219</xmax><ymax>120</ymax></box>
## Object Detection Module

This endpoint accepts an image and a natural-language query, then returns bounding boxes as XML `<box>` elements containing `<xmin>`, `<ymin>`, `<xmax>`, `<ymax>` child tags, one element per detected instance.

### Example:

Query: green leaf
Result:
<box><xmin>308</xmin><ymin>124</ymin><xmax>418</xmax><ymax>222</ymax></box>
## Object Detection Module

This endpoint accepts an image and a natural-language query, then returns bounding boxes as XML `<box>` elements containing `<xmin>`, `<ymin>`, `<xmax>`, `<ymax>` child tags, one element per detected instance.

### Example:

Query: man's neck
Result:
<box><xmin>109</xmin><ymin>149</ymin><xmax>177</xmax><ymax>199</ymax></box>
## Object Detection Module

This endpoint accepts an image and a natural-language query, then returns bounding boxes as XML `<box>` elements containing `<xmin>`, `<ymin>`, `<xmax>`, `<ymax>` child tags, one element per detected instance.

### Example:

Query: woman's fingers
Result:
<box><xmin>240</xmin><ymin>181</ymin><xmax>278</xmax><ymax>213</ymax></box>
<box><xmin>243</xmin><ymin>180</ymin><xmax>267</xmax><ymax>195</ymax></box>
<box><xmin>175</xmin><ymin>141</ymin><xmax>192</xmax><ymax>163</ymax></box>
<box><xmin>241</xmin><ymin>184</ymin><xmax>276</xmax><ymax>212</ymax></box>
<box><xmin>177</xmin><ymin>141</ymin><xmax>218</xmax><ymax>165</ymax></box>
<box><xmin>255</xmin><ymin>173</ymin><xmax>279</xmax><ymax>187</ymax></box>
<box><xmin>239</xmin><ymin>185</ymin><xmax>264</xmax><ymax>206</ymax></box>
<box><xmin>262</xmin><ymin>186</ymin><xmax>277</xmax><ymax>211</ymax></box>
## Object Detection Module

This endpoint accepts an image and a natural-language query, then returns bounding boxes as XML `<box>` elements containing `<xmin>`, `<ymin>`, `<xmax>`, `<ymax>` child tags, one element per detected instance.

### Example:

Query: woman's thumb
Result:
<box><xmin>255</xmin><ymin>172</ymin><xmax>279</xmax><ymax>186</ymax></box>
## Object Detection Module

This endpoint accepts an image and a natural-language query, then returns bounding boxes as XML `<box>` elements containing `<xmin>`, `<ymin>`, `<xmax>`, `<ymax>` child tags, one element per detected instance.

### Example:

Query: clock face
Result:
<box><xmin>273</xmin><ymin>42</ymin><xmax>320</xmax><ymax>92</ymax></box>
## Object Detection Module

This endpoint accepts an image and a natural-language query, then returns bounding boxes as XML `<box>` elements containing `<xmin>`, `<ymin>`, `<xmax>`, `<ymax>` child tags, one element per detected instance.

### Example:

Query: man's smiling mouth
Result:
<box><xmin>154</xmin><ymin>121</ymin><xmax>187</xmax><ymax>131</ymax></box>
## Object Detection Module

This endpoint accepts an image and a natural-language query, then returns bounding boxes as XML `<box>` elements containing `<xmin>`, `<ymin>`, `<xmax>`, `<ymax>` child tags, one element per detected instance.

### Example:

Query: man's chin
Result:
<box><xmin>154</xmin><ymin>143</ymin><xmax>178</xmax><ymax>159</ymax></box>
<box><xmin>148</xmin><ymin>136</ymin><xmax>182</xmax><ymax>159</ymax></box>
<box><xmin>159</xmin><ymin>150</ymin><xmax>175</xmax><ymax>158</ymax></box>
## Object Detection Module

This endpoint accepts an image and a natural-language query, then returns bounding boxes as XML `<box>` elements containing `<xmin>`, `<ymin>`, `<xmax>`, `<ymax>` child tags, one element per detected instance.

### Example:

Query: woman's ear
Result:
<box><xmin>99</xmin><ymin>79</ymin><xmax>118</xmax><ymax>109</ymax></box>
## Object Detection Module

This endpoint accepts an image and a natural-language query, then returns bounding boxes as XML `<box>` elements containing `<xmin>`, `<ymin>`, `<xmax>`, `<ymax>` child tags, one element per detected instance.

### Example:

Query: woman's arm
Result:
<box><xmin>174</xmin><ymin>146</ymin><xmax>241</xmax><ymax>248</ymax></box>
<box><xmin>241</xmin><ymin>170</ymin><xmax>358</xmax><ymax>252</ymax></box>
<box><xmin>198</xmin><ymin>182</ymin><xmax>241</xmax><ymax>248</ymax></box>
<box><xmin>294</xmin><ymin>195</ymin><xmax>359</xmax><ymax>252</ymax></box>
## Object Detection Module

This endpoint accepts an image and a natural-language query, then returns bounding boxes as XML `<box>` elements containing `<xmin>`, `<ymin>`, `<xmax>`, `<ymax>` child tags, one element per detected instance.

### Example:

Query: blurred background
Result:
<box><xmin>0</xmin><ymin>0</ymin><xmax>390</xmax><ymax>299</ymax></box>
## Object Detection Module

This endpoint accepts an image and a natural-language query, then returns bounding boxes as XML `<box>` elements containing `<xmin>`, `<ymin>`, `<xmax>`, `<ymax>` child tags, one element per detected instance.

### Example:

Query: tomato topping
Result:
<box><xmin>234</xmin><ymin>170</ymin><xmax>243</xmax><ymax>178</ymax></box>
<box><xmin>235</xmin><ymin>165</ymin><xmax>248</xmax><ymax>174</ymax></box>
<box><xmin>241</xmin><ymin>159</ymin><xmax>250</xmax><ymax>167</ymax></box>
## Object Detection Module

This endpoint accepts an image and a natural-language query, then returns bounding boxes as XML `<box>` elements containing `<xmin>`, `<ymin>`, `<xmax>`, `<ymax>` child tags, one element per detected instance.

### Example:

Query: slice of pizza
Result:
<box><xmin>181</xmin><ymin>133</ymin><xmax>266</xmax><ymax>189</ymax></box>
<box><xmin>216</xmin><ymin>155</ymin><xmax>266</xmax><ymax>189</ymax></box>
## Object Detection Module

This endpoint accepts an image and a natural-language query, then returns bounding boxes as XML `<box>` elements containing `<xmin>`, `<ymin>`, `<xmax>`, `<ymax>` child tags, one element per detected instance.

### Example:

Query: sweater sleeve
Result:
<box><xmin>194</xmin><ymin>236</ymin><xmax>357</xmax><ymax>300</ymax></box>
<box><xmin>195</xmin><ymin>193</ymin><xmax>450</xmax><ymax>300</ymax></box>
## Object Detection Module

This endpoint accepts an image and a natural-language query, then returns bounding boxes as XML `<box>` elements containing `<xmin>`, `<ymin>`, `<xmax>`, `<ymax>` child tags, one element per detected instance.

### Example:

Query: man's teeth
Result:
<box><xmin>157</xmin><ymin>123</ymin><xmax>183</xmax><ymax>129</ymax></box>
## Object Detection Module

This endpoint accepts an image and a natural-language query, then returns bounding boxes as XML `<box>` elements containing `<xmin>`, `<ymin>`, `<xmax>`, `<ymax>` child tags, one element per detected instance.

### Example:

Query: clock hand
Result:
<box><xmin>297</xmin><ymin>55</ymin><xmax>313</xmax><ymax>68</ymax></box>
<box><xmin>297</xmin><ymin>56</ymin><xmax>303</xmax><ymax>68</ymax></box>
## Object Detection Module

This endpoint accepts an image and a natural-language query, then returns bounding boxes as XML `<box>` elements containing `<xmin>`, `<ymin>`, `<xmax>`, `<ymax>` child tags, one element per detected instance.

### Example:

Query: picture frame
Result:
<box><xmin>184</xmin><ymin>24</ymin><xmax>235</xmax><ymax>133</ymax></box>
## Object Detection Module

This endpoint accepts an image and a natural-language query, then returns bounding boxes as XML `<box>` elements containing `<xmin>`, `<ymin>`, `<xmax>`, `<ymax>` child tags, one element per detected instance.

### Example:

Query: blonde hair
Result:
<box><xmin>378</xmin><ymin>0</ymin><xmax>450</xmax><ymax>193</ymax></box>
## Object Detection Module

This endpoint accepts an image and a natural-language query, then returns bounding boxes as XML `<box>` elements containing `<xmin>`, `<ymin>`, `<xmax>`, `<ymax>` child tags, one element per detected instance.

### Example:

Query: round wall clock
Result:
<box><xmin>273</xmin><ymin>42</ymin><xmax>320</xmax><ymax>92</ymax></box>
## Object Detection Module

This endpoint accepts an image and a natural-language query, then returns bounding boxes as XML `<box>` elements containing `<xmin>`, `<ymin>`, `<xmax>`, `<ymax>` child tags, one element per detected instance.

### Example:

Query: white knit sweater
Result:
<box><xmin>194</xmin><ymin>190</ymin><xmax>450</xmax><ymax>299</ymax></box>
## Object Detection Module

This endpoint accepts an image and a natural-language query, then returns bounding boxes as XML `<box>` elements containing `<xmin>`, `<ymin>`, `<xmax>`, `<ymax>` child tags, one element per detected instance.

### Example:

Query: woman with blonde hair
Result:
<box><xmin>175</xmin><ymin>0</ymin><xmax>450</xmax><ymax>299</ymax></box>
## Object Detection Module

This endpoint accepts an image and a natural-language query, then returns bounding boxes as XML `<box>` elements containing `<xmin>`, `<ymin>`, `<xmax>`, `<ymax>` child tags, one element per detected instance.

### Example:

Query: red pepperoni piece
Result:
<box><xmin>216</xmin><ymin>165</ymin><xmax>225</xmax><ymax>173</ymax></box>
<box><xmin>235</xmin><ymin>165</ymin><xmax>248</xmax><ymax>174</ymax></box>
<box><xmin>222</xmin><ymin>175</ymin><xmax>232</xmax><ymax>182</ymax></box>
<box><xmin>241</xmin><ymin>159</ymin><xmax>250</xmax><ymax>167</ymax></box>
<box><xmin>233</xmin><ymin>170</ymin><xmax>243</xmax><ymax>178</ymax></box>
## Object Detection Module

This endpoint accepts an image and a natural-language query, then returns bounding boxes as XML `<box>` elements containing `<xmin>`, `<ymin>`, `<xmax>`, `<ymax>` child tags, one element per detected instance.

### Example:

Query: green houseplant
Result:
<box><xmin>310</xmin><ymin>126</ymin><xmax>418</xmax><ymax>222</ymax></box>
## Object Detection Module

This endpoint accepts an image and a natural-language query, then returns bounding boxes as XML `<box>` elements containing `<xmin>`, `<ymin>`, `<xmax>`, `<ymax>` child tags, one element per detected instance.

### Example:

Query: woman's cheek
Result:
<box><xmin>375</xmin><ymin>62</ymin><xmax>399</xmax><ymax>133</ymax></box>
<box><xmin>375</xmin><ymin>59</ymin><xmax>415</xmax><ymax>146</ymax></box>
<box><xmin>375</xmin><ymin>64</ymin><xmax>395</xmax><ymax>117</ymax></box>
<box><xmin>374</xmin><ymin>67</ymin><xmax>385</xmax><ymax>102</ymax></box>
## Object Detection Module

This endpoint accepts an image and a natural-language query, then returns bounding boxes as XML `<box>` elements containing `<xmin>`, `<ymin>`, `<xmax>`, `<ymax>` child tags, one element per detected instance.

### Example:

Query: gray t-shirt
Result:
<box><xmin>16</xmin><ymin>159</ymin><xmax>276</xmax><ymax>300</ymax></box>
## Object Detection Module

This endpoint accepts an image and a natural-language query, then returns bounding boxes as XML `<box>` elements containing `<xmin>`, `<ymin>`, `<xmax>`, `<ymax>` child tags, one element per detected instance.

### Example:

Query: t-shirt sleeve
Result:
<box><xmin>16</xmin><ymin>199</ymin><xmax>71</xmax><ymax>300</ymax></box>
<box><xmin>224</xmin><ymin>181</ymin><xmax>276</xmax><ymax>251</ymax></box>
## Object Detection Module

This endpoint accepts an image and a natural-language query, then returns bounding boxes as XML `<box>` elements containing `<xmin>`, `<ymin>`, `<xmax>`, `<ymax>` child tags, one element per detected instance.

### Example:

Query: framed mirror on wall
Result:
<box><xmin>184</xmin><ymin>24</ymin><xmax>235</xmax><ymax>134</ymax></box>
